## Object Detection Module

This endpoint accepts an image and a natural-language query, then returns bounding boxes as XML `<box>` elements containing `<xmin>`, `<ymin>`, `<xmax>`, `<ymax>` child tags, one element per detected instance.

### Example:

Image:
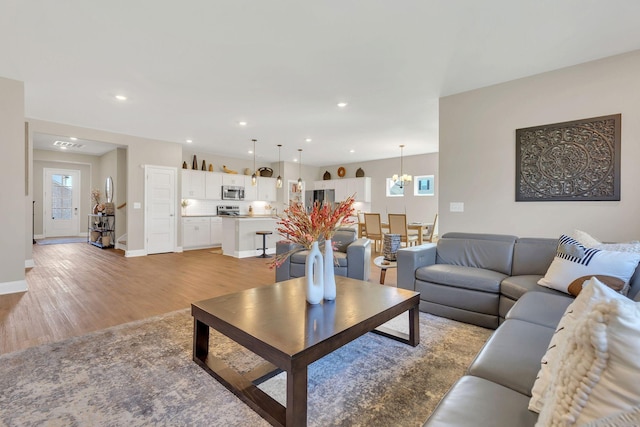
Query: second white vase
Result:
<box><xmin>323</xmin><ymin>239</ymin><xmax>336</xmax><ymax>300</ymax></box>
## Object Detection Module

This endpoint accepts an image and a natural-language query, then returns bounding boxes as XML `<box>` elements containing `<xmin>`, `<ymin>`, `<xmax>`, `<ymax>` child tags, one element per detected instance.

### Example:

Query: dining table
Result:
<box><xmin>357</xmin><ymin>221</ymin><xmax>433</xmax><ymax>245</ymax></box>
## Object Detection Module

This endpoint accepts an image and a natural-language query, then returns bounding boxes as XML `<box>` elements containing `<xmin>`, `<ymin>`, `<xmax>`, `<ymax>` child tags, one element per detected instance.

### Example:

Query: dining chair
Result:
<box><xmin>388</xmin><ymin>213</ymin><xmax>418</xmax><ymax>247</ymax></box>
<box><xmin>363</xmin><ymin>213</ymin><xmax>383</xmax><ymax>252</ymax></box>
<box><xmin>423</xmin><ymin>213</ymin><xmax>438</xmax><ymax>243</ymax></box>
<box><xmin>357</xmin><ymin>210</ymin><xmax>367</xmax><ymax>238</ymax></box>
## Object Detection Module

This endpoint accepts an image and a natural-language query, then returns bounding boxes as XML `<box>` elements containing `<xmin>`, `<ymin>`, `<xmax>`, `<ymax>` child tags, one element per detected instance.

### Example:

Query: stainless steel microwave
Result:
<box><xmin>221</xmin><ymin>185</ymin><xmax>245</xmax><ymax>200</ymax></box>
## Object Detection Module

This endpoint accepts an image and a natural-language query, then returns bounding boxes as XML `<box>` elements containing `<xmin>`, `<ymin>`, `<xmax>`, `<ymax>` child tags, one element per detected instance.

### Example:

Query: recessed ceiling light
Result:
<box><xmin>60</xmin><ymin>146</ymin><xmax>67</xmax><ymax>150</ymax></box>
<box><xmin>350</xmin><ymin>149</ymin><xmax>355</xmax><ymax>153</ymax></box>
<box><xmin>293</xmin><ymin>158</ymin><xmax>298</xmax><ymax>162</ymax></box>
<box><xmin>239</xmin><ymin>121</ymin><xmax>248</xmax><ymax>126</ymax></box>
<box><xmin>186</xmin><ymin>139</ymin><xmax>192</xmax><ymax>143</ymax></box>
<box><xmin>337</xmin><ymin>102</ymin><xmax>348</xmax><ymax>108</ymax></box>
<box><xmin>69</xmin><ymin>137</ymin><xmax>77</xmax><ymax>141</ymax></box>
<box><xmin>248</xmin><ymin>150</ymin><xmax>254</xmax><ymax>154</ymax></box>
<box><xmin>115</xmin><ymin>94</ymin><xmax>127</xmax><ymax>101</ymax></box>
<box><xmin>305</xmin><ymin>138</ymin><xmax>312</xmax><ymax>142</ymax></box>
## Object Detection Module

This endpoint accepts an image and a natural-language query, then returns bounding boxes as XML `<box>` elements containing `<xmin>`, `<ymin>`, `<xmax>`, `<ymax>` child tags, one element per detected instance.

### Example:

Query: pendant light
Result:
<box><xmin>297</xmin><ymin>148</ymin><xmax>303</xmax><ymax>191</ymax></box>
<box><xmin>392</xmin><ymin>144</ymin><xmax>412</xmax><ymax>189</ymax></box>
<box><xmin>251</xmin><ymin>139</ymin><xmax>257</xmax><ymax>186</ymax></box>
<box><xmin>276</xmin><ymin>144</ymin><xmax>283</xmax><ymax>189</ymax></box>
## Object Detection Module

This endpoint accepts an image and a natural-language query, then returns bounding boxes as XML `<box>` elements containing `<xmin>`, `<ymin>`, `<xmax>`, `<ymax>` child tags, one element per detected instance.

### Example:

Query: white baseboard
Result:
<box><xmin>175</xmin><ymin>246</ymin><xmax>183</xmax><ymax>253</ymax></box>
<box><xmin>34</xmin><ymin>234</ymin><xmax>45</xmax><ymax>239</ymax></box>
<box><xmin>125</xmin><ymin>249</ymin><xmax>147</xmax><ymax>258</ymax></box>
<box><xmin>25</xmin><ymin>259</ymin><xmax>35</xmax><ymax>268</ymax></box>
<box><xmin>233</xmin><ymin>248</ymin><xmax>276</xmax><ymax>258</ymax></box>
<box><xmin>0</xmin><ymin>280</ymin><xmax>28</xmax><ymax>295</ymax></box>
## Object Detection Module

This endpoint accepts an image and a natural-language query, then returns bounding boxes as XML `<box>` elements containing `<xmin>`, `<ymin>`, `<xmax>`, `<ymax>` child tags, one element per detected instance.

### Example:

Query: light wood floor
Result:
<box><xmin>0</xmin><ymin>243</ymin><xmax>396</xmax><ymax>355</ymax></box>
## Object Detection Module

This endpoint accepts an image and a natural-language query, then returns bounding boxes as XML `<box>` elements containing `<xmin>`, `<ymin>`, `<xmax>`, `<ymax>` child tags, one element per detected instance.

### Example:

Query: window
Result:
<box><xmin>386</xmin><ymin>178</ymin><xmax>405</xmax><ymax>197</ymax></box>
<box><xmin>414</xmin><ymin>175</ymin><xmax>435</xmax><ymax>196</ymax></box>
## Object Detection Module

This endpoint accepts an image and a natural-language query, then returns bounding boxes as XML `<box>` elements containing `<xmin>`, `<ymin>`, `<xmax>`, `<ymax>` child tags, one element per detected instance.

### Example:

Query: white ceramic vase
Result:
<box><xmin>323</xmin><ymin>239</ymin><xmax>336</xmax><ymax>300</ymax></box>
<box><xmin>305</xmin><ymin>241</ymin><xmax>324</xmax><ymax>305</ymax></box>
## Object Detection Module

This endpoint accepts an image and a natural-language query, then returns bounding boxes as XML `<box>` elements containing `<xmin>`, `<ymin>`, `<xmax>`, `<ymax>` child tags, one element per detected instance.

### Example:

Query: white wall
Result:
<box><xmin>32</xmin><ymin>149</ymin><xmax>99</xmax><ymax>236</ymax></box>
<box><xmin>439</xmin><ymin>50</ymin><xmax>640</xmax><ymax>241</ymax></box>
<box><xmin>0</xmin><ymin>77</ymin><xmax>26</xmax><ymax>294</ymax></box>
<box><xmin>317</xmin><ymin>154</ymin><xmax>439</xmax><ymax>224</ymax></box>
<box><xmin>28</xmin><ymin>119</ymin><xmax>182</xmax><ymax>255</ymax></box>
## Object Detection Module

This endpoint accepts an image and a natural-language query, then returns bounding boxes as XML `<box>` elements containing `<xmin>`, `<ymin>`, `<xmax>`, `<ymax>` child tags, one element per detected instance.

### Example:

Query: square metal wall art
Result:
<box><xmin>515</xmin><ymin>114</ymin><xmax>621</xmax><ymax>202</ymax></box>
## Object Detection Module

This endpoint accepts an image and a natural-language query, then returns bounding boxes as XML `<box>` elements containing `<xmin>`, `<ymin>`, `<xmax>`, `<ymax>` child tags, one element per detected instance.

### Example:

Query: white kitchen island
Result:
<box><xmin>221</xmin><ymin>216</ymin><xmax>280</xmax><ymax>258</ymax></box>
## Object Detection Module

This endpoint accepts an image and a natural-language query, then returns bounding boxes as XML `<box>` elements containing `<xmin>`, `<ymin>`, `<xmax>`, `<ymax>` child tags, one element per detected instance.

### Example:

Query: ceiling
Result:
<box><xmin>4</xmin><ymin>1</ymin><xmax>640</xmax><ymax>165</ymax></box>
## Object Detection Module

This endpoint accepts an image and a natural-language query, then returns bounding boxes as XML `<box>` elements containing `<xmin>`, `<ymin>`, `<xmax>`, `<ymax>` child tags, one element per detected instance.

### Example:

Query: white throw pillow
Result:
<box><xmin>535</xmin><ymin>278</ymin><xmax>640</xmax><ymax>426</ymax></box>
<box><xmin>571</xmin><ymin>229</ymin><xmax>602</xmax><ymax>247</ymax></box>
<box><xmin>529</xmin><ymin>278</ymin><xmax>602</xmax><ymax>413</ymax></box>
<box><xmin>582</xmin><ymin>405</ymin><xmax>640</xmax><ymax>427</ymax></box>
<box><xmin>595</xmin><ymin>242</ymin><xmax>640</xmax><ymax>254</ymax></box>
<box><xmin>538</xmin><ymin>235</ymin><xmax>640</xmax><ymax>295</ymax></box>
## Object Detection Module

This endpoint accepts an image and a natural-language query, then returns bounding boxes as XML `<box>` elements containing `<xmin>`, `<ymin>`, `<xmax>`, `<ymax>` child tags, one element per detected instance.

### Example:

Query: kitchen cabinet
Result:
<box><xmin>221</xmin><ymin>216</ymin><xmax>278</xmax><ymax>258</ymax></box>
<box><xmin>182</xmin><ymin>169</ymin><xmax>205</xmax><ymax>199</ymax></box>
<box><xmin>205</xmin><ymin>172</ymin><xmax>223</xmax><ymax>200</ymax></box>
<box><xmin>314</xmin><ymin>180</ymin><xmax>334</xmax><ymax>190</ymax></box>
<box><xmin>257</xmin><ymin>177</ymin><xmax>277</xmax><ymax>201</ymax></box>
<box><xmin>244</xmin><ymin>175</ymin><xmax>258</xmax><ymax>201</ymax></box>
<box><xmin>182</xmin><ymin>217</ymin><xmax>211</xmax><ymax>249</ymax></box>
<box><xmin>323</xmin><ymin>177</ymin><xmax>371</xmax><ymax>202</ymax></box>
<box><xmin>335</xmin><ymin>177</ymin><xmax>371</xmax><ymax>202</ymax></box>
<box><xmin>221</xmin><ymin>174</ymin><xmax>244</xmax><ymax>186</ymax></box>
<box><xmin>210</xmin><ymin>217</ymin><xmax>222</xmax><ymax>246</ymax></box>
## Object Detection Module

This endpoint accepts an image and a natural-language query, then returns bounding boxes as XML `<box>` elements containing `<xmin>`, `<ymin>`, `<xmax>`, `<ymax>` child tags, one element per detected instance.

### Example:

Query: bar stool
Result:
<box><xmin>256</xmin><ymin>231</ymin><xmax>273</xmax><ymax>258</ymax></box>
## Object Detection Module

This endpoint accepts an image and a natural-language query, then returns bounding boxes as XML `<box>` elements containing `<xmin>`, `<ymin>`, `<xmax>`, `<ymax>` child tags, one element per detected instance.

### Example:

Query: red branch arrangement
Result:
<box><xmin>270</xmin><ymin>195</ymin><xmax>356</xmax><ymax>268</ymax></box>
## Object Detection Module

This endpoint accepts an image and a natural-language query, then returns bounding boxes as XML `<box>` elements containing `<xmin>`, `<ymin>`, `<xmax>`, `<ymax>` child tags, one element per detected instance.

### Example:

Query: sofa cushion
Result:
<box><xmin>436</xmin><ymin>233</ymin><xmax>517</xmax><ymax>275</ymax></box>
<box><xmin>332</xmin><ymin>251</ymin><xmax>348</xmax><ymax>267</ymax></box>
<box><xmin>423</xmin><ymin>376</ymin><xmax>538</xmax><ymax>427</ymax></box>
<box><xmin>511</xmin><ymin>238</ymin><xmax>557</xmax><ymax>276</ymax></box>
<box><xmin>505</xmin><ymin>292</ymin><xmax>573</xmax><ymax>328</ymax></box>
<box><xmin>332</xmin><ymin>227</ymin><xmax>356</xmax><ymax>253</ymax></box>
<box><xmin>467</xmin><ymin>319</ymin><xmax>554</xmax><ymax>396</ymax></box>
<box><xmin>416</xmin><ymin>264</ymin><xmax>507</xmax><ymax>293</ymax></box>
<box><xmin>290</xmin><ymin>249</ymin><xmax>310</xmax><ymax>264</ymax></box>
<box><xmin>501</xmin><ymin>275</ymin><xmax>568</xmax><ymax>301</ymax></box>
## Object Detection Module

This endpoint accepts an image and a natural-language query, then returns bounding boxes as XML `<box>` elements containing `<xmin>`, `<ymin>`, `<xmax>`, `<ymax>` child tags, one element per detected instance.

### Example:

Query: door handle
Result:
<box><xmin>170</xmin><ymin>214</ymin><xmax>174</xmax><ymax>217</ymax></box>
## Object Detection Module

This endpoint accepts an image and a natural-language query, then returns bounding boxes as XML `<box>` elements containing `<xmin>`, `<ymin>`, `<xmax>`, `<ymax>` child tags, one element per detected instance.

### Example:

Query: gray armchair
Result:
<box><xmin>275</xmin><ymin>227</ymin><xmax>371</xmax><ymax>282</ymax></box>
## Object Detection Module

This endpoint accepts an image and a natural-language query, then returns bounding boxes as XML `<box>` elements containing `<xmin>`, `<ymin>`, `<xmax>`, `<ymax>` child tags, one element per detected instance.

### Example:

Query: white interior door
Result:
<box><xmin>44</xmin><ymin>168</ymin><xmax>80</xmax><ymax>237</ymax></box>
<box><xmin>145</xmin><ymin>165</ymin><xmax>176</xmax><ymax>254</ymax></box>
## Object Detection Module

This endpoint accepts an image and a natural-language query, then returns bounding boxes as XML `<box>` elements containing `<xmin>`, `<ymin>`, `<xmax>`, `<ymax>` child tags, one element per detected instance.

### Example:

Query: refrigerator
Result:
<box><xmin>305</xmin><ymin>189</ymin><xmax>335</xmax><ymax>210</ymax></box>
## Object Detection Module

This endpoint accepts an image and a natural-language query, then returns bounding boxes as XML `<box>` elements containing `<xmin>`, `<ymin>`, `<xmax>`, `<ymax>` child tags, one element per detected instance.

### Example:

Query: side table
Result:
<box><xmin>373</xmin><ymin>255</ymin><xmax>397</xmax><ymax>285</ymax></box>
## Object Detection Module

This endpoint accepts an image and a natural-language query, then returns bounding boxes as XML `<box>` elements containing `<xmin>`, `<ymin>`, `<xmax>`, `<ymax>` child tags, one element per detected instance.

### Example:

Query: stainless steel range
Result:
<box><xmin>217</xmin><ymin>205</ymin><xmax>240</xmax><ymax>216</ymax></box>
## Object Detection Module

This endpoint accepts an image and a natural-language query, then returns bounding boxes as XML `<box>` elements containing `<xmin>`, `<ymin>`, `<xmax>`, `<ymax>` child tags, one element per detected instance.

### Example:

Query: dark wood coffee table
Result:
<box><xmin>191</xmin><ymin>276</ymin><xmax>420</xmax><ymax>427</ymax></box>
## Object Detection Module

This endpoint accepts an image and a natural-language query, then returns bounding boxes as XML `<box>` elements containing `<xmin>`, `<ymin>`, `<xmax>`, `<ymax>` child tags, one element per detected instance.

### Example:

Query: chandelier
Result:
<box><xmin>251</xmin><ymin>139</ymin><xmax>257</xmax><ymax>186</ymax></box>
<box><xmin>276</xmin><ymin>144</ymin><xmax>283</xmax><ymax>189</ymax></box>
<box><xmin>392</xmin><ymin>144</ymin><xmax>412</xmax><ymax>188</ymax></box>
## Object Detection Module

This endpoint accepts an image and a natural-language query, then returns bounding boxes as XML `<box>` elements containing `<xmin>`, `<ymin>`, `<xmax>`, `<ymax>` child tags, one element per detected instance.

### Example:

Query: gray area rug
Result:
<box><xmin>35</xmin><ymin>237</ymin><xmax>87</xmax><ymax>245</ymax></box>
<box><xmin>0</xmin><ymin>309</ymin><xmax>491</xmax><ymax>426</ymax></box>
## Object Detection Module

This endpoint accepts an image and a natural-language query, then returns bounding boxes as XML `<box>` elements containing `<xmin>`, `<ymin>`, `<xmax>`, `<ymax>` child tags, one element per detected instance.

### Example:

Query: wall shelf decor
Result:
<box><xmin>515</xmin><ymin>114</ymin><xmax>621</xmax><ymax>202</ymax></box>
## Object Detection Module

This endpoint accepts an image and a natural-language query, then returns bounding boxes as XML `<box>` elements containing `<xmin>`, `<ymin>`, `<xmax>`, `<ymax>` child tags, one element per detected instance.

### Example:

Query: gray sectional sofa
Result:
<box><xmin>396</xmin><ymin>232</ymin><xmax>640</xmax><ymax>426</ymax></box>
<box><xmin>397</xmin><ymin>232</ymin><xmax>565</xmax><ymax>329</ymax></box>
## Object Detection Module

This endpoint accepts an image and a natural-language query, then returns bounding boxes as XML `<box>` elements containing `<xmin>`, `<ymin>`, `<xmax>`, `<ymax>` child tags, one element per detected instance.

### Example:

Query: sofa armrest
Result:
<box><xmin>397</xmin><ymin>243</ymin><xmax>437</xmax><ymax>291</ymax></box>
<box><xmin>275</xmin><ymin>241</ymin><xmax>303</xmax><ymax>282</ymax></box>
<box><xmin>346</xmin><ymin>238</ymin><xmax>371</xmax><ymax>281</ymax></box>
